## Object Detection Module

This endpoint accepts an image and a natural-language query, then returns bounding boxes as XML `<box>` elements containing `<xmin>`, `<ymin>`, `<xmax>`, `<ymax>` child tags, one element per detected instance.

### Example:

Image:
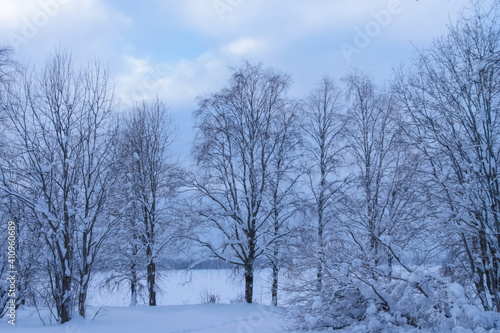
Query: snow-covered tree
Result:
<box><xmin>1</xmin><ymin>50</ymin><xmax>118</xmax><ymax>322</ymax></box>
<box><xmin>340</xmin><ymin>71</ymin><xmax>436</xmax><ymax>327</ymax></box>
<box><xmin>288</xmin><ymin>73</ymin><xmax>442</xmax><ymax>331</ymax></box>
<box><xmin>302</xmin><ymin>77</ymin><xmax>347</xmax><ymax>293</ymax></box>
<box><xmin>117</xmin><ymin>99</ymin><xmax>180</xmax><ymax>306</ymax></box>
<box><xmin>396</xmin><ymin>0</ymin><xmax>500</xmax><ymax>312</ymax></box>
<box><xmin>73</xmin><ymin>60</ymin><xmax>119</xmax><ymax>318</ymax></box>
<box><xmin>264</xmin><ymin>101</ymin><xmax>302</xmax><ymax>306</ymax></box>
<box><xmin>192</xmin><ymin>62</ymin><xmax>292</xmax><ymax>303</ymax></box>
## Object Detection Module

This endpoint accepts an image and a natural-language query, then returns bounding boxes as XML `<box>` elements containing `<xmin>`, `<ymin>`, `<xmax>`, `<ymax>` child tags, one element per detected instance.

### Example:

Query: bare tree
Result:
<box><xmin>289</xmin><ymin>73</ymin><xmax>439</xmax><ymax>330</ymax></box>
<box><xmin>342</xmin><ymin>70</ymin><xmax>433</xmax><ymax>304</ymax></box>
<box><xmin>265</xmin><ymin>102</ymin><xmax>302</xmax><ymax>306</ymax></box>
<box><xmin>342</xmin><ymin>71</ymin><xmax>403</xmax><ymax>271</ymax></box>
<box><xmin>119</xmin><ymin>99</ymin><xmax>179</xmax><ymax>306</ymax></box>
<box><xmin>302</xmin><ymin>77</ymin><xmax>347</xmax><ymax>293</ymax></box>
<box><xmin>1</xmin><ymin>50</ymin><xmax>117</xmax><ymax>322</ymax></box>
<box><xmin>3</xmin><ymin>51</ymin><xmax>80</xmax><ymax>323</ymax></box>
<box><xmin>192</xmin><ymin>62</ymin><xmax>292</xmax><ymax>303</ymax></box>
<box><xmin>343</xmin><ymin>72</ymin><xmax>381</xmax><ymax>260</ymax></box>
<box><xmin>74</xmin><ymin>60</ymin><xmax>119</xmax><ymax>318</ymax></box>
<box><xmin>395</xmin><ymin>1</ymin><xmax>500</xmax><ymax>311</ymax></box>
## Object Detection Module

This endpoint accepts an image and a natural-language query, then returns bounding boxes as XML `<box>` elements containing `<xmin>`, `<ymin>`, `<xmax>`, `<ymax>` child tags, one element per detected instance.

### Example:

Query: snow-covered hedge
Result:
<box><xmin>287</xmin><ymin>269</ymin><xmax>500</xmax><ymax>332</ymax></box>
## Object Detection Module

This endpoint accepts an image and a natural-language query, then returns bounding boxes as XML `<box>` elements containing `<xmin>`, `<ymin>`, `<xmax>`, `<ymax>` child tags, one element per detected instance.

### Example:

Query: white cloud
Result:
<box><xmin>115</xmin><ymin>52</ymin><xmax>231</xmax><ymax>111</ymax></box>
<box><xmin>221</xmin><ymin>38</ymin><xmax>267</xmax><ymax>57</ymax></box>
<box><xmin>0</xmin><ymin>0</ymin><xmax>477</xmax><ymax>115</ymax></box>
<box><xmin>0</xmin><ymin>0</ymin><xmax>131</xmax><ymax>67</ymax></box>
<box><xmin>0</xmin><ymin>0</ymin><xmax>41</xmax><ymax>30</ymax></box>
<box><xmin>116</xmin><ymin>34</ymin><xmax>275</xmax><ymax>112</ymax></box>
<box><xmin>113</xmin><ymin>0</ymin><xmax>473</xmax><ymax>112</ymax></box>
<box><xmin>168</xmin><ymin>0</ymin><xmax>404</xmax><ymax>38</ymax></box>
<box><xmin>164</xmin><ymin>0</ymin><xmax>473</xmax><ymax>52</ymax></box>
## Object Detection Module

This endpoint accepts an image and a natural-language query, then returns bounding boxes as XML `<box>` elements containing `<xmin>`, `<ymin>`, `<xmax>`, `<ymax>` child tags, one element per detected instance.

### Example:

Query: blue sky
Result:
<box><xmin>0</xmin><ymin>0</ymin><xmax>474</xmax><ymax>152</ymax></box>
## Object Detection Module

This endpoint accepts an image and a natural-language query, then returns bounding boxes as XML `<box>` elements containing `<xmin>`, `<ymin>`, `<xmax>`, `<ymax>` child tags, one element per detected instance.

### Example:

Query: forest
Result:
<box><xmin>1</xmin><ymin>1</ymin><xmax>500</xmax><ymax>332</ymax></box>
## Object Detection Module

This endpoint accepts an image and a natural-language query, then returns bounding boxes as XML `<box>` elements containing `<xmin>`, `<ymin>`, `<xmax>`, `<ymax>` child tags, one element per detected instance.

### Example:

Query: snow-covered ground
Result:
<box><xmin>0</xmin><ymin>269</ymin><xmax>293</xmax><ymax>332</ymax></box>
<box><xmin>0</xmin><ymin>304</ymin><xmax>284</xmax><ymax>333</ymax></box>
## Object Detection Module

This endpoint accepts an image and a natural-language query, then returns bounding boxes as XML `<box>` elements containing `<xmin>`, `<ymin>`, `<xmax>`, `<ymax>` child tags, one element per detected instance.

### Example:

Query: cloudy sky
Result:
<box><xmin>0</xmin><ymin>0</ymin><xmax>473</xmax><ymax>151</ymax></box>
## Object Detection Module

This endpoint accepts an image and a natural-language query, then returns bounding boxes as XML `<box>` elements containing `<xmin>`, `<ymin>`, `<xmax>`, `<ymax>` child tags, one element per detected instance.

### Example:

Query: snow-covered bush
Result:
<box><xmin>199</xmin><ymin>287</ymin><xmax>221</xmax><ymax>304</ymax></box>
<box><xmin>287</xmin><ymin>264</ymin><xmax>500</xmax><ymax>332</ymax></box>
<box><xmin>286</xmin><ymin>284</ymin><xmax>368</xmax><ymax>330</ymax></box>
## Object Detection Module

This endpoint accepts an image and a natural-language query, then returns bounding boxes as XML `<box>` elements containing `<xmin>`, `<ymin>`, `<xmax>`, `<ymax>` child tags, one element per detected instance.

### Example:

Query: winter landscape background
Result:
<box><xmin>1</xmin><ymin>0</ymin><xmax>500</xmax><ymax>332</ymax></box>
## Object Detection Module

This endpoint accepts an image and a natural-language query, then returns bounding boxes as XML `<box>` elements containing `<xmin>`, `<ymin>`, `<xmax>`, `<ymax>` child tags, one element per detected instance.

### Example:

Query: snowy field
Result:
<box><xmin>87</xmin><ymin>269</ymin><xmax>277</xmax><ymax>306</ymax></box>
<box><xmin>0</xmin><ymin>304</ymin><xmax>285</xmax><ymax>333</ymax></box>
<box><xmin>2</xmin><ymin>268</ymin><xmax>472</xmax><ymax>332</ymax></box>
<box><xmin>0</xmin><ymin>269</ymin><xmax>295</xmax><ymax>332</ymax></box>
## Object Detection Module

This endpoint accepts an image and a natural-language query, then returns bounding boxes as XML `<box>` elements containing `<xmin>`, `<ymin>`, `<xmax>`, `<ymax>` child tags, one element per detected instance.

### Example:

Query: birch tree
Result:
<box><xmin>119</xmin><ymin>99</ymin><xmax>179</xmax><ymax>306</ymax></box>
<box><xmin>265</xmin><ymin>102</ymin><xmax>301</xmax><ymax>306</ymax></box>
<box><xmin>74</xmin><ymin>60</ymin><xmax>118</xmax><ymax>318</ymax></box>
<box><xmin>395</xmin><ymin>1</ymin><xmax>500</xmax><ymax>311</ymax></box>
<box><xmin>343</xmin><ymin>70</ymin><xmax>432</xmax><ymax>293</ymax></box>
<box><xmin>192</xmin><ymin>62</ymin><xmax>292</xmax><ymax>303</ymax></box>
<box><xmin>1</xmin><ymin>50</ymin><xmax>117</xmax><ymax>322</ymax></box>
<box><xmin>302</xmin><ymin>77</ymin><xmax>347</xmax><ymax>292</ymax></box>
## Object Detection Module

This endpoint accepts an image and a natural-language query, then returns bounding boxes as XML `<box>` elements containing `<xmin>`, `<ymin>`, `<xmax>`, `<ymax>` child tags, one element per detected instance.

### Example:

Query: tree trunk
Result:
<box><xmin>61</xmin><ymin>213</ymin><xmax>73</xmax><ymax>324</ymax></box>
<box><xmin>78</xmin><ymin>231</ymin><xmax>89</xmax><ymax>318</ymax></box>
<box><xmin>130</xmin><ymin>262</ymin><xmax>138</xmax><ymax>306</ymax></box>
<box><xmin>61</xmin><ymin>275</ymin><xmax>72</xmax><ymax>324</ymax></box>
<box><xmin>245</xmin><ymin>269</ymin><xmax>253</xmax><ymax>303</ymax></box>
<box><xmin>272</xmin><ymin>214</ymin><xmax>279</xmax><ymax>306</ymax></box>
<box><xmin>271</xmin><ymin>262</ymin><xmax>278</xmax><ymax>306</ymax></box>
<box><xmin>387</xmin><ymin>252</ymin><xmax>393</xmax><ymax>281</ymax></box>
<box><xmin>147</xmin><ymin>260</ymin><xmax>156</xmax><ymax>306</ymax></box>
<box><xmin>77</xmin><ymin>267</ymin><xmax>90</xmax><ymax>317</ymax></box>
<box><xmin>78</xmin><ymin>287</ymin><xmax>87</xmax><ymax>318</ymax></box>
<box><xmin>317</xmin><ymin>208</ymin><xmax>324</xmax><ymax>292</ymax></box>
